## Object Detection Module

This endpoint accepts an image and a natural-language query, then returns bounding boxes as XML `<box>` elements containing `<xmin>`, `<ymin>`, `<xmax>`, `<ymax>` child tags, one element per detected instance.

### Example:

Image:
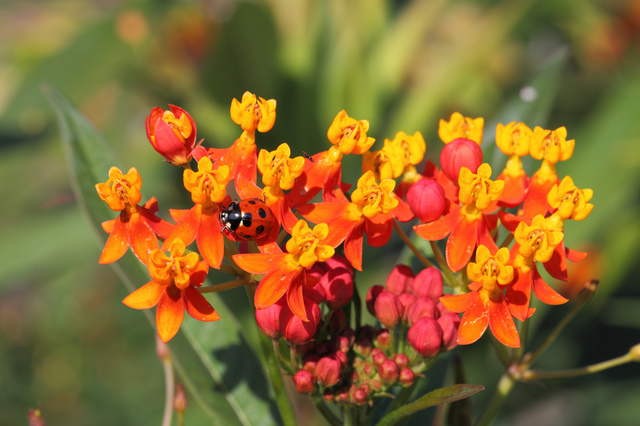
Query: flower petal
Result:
<box><xmin>413</xmin><ymin>207</ymin><xmax>460</xmax><ymax>241</ymax></box>
<box><xmin>457</xmin><ymin>294</ymin><xmax>489</xmax><ymax>345</ymax></box>
<box><xmin>254</xmin><ymin>264</ymin><xmax>300</xmax><ymax>309</ymax></box>
<box><xmin>129</xmin><ymin>211</ymin><xmax>159</xmax><ymax>264</ymax></box>
<box><xmin>99</xmin><ymin>215</ymin><xmax>129</xmax><ymax>264</ymax></box>
<box><xmin>446</xmin><ymin>215</ymin><xmax>478</xmax><ymax>272</ymax></box>
<box><xmin>344</xmin><ymin>222</ymin><xmax>365</xmax><ymax>271</ymax></box>
<box><xmin>543</xmin><ymin>243</ymin><xmax>568</xmax><ymax>281</ymax></box>
<box><xmin>163</xmin><ymin>206</ymin><xmax>200</xmax><ymax>250</ymax></box>
<box><xmin>197</xmin><ymin>211</ymin><xmax>225</xmax><ymax>269</ymax></box>
<box><xmin>439</xmin><ymin>291</ymin><xmax>477</xmax><ymax>313</ymax></box>
<box><xmin>532</xmin><ymin>268</ymin><xmax>568</xmax><ymax>305</ymax></box>
<box><xmin>488</xmin><ymin>297</ymin><xmax>520</xmax><ymax>348</ymax></box>
<box><xmin>506</xmin><ymin>267</ymin><xmax>533</xmax><ymax>322</ymax></box>
<box><xmin>156</xmin><ymin>287</ymin><xmax>185</xmax><ymax>343</ymax></box>
<box><xmin>122</xmin><ymin>280</ymin><xmax>165</xmax><ymax>309</ymax></box>
<box><xmin>184</xmin><ymin>286</ymin><xmax>221</xmax><ymax>321</ymax></box>
<box><xmin>233</xmin><ymin>253</ymin><xmax>289</xmax><ymax>274</ymax></box>
<box><xmin>286</xmin><ymin>273</ymin><xmax>308</xmax><ymax>322</ymax></box>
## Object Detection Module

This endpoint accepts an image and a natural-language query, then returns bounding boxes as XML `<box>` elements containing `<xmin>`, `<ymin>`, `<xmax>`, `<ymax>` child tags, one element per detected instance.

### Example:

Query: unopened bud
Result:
<box><xmin>174</xmin><ymin>383</ymin><xmax>187</xmax><ymax>413</ymax></box>
<box><xmin>629</xmin><ymin>343</ymin><xmax>640</xmax><ymax>362</ymax></box>
<box><xmin>320</xmin><ymin>268</ymin><xmax>354</xmax><ymax>309</ymax></box>
<box><xmin>354</xmin><ymin>388</ymin><xmax>368</xmax><ymax>405</ymax></box>
<box><xmin>440</xmin><ymin>138</ymin><xmax>483</xmax><ymax>183</ymax></box>
<box><xmin>438</xmin><ymin>312</ymin><xmax>460</xmax><ymax>351</ymax></box>
<box><xmin>27</xmin><ymin>408</ymin><xmax>46</xmax><ymax>426</ymax></box>
<box><xmin>375</xmin><ymin>329</ymin><xmax>391</xmax><ymax>351</ymax></box>
<box><xmin>385</xmin><ymin>264</ymin><xmax>414</xmax><ymax>295</ymax></box>
<box><xmin>292</xmin><ymin>369</ymin><xmax>316</xmax><ymax>394</ymax></box>
<box><xmin>412</xmin><ymin>267</ymin><xmax>444</xmax><ymax>299</ymax></box>
<box><xmin>378</xmin><ymin>359</ymin><xmax>399</xmax><ymax>384</ymax></box>
<box><xmin>408</xmin><ymin>317</ymin><xmax>443</xmax><ymax>358</ymax></box>
<box><xmin>371</xmin><ymin>348</ymin><xmax>387</xmax><ymax>367</ymax></box>
<box><xmin>280</xmin><ymin>298</ymin><xmax>321</xmax><ymax>345</ymax></box>
<box><xmin>366</xmin><ymin>285</ymin><xmax>384</xmax><ymax>316</ymax></box>
<box><xmin>406</xmin><ymin>178</ymin><xmax>447</xmax><ymax>223</ymax></box>
<box><xmin>577</xmin><ymin>279</ymin><xmax>599</xmax><ymax>304</ymax></box>
<box><xmin>255</xmin><ymin>300</ymin><xmax>283</xmax><ymax>340</ymax></box>
<box><xmin>392</xmin><ymin>353</ymin><xmax>409</xmax><ymax>369</ymax></box>
<box><xmin>407</xmin><ymin>297</ymin><xmax>438</xmax><ymax>325</ymax></box>
<box><xmin>374</xmin><ymin>290</ymin><xmax>403</xmax><ymax>328</ymax></box>
<box><xmin>399</xmin><ymin>367</ymin><xmax>415</xmax><ymax>387</ymax></box>
<box><xmin>315</xmin><ymin>354</ymin><xmax>343</xmax><ymax>387</ymax></box>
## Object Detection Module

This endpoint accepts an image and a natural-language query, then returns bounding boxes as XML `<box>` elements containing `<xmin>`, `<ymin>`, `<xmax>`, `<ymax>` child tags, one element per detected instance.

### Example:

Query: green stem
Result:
<box><xmin>429</xmin><ymin>241</ymin><xmax>463</xmax><ymax>292</ymax></box>
<box><xmin>343</xmin><ymin>406</ymin><xmax>356</xmax><ymax>426</ymax></box>
<box><xmin>393</xmin><ymin>220</ymin><xmax>437</xmax><ymax>270</ymax></box>
<box><xmin>523</xmin><ymin>351</ymin><xmax>636</xmax><ymax>381</ymax></box>
<box><xmin>312</xmin><ymin>396</ymin><xmax>342</xmax><ymax>426</ymax></box>
<box><xmin>198</xmin><ymin>278</ymin><xmax>247</xmax><ymax>293</ymax></box>
<box><xmin>499</xmin><ymin>233</ymin><xmax>514</xmax><ymax>249</ymax></box>
<box><xmin>473</xmin><ymin>372</ymin><xmax>516</xmax><ymax>426</ymax></box>
<box><xmin>160</xmin><ymin>347</ymin><xmax>174</xmax><ymax>426</ymax></box>
<box><xmin>385</xmin><ymin>381</ymin><xmax>418</xmax><ymax>415</ymax></box>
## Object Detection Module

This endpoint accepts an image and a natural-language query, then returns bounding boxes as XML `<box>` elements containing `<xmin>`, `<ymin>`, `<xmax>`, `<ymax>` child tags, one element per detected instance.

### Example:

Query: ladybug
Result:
<box><xmin>219</xmin><ymin>198</ymin><xmax>276</xmax><ymax>241</ymax></box>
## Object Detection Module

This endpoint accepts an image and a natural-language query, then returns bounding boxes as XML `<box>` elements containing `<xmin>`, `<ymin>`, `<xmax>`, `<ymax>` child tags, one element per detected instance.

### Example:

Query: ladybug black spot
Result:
<box><xmin>242</xmin><ymin>213</ymin><xmax>252</xmax><ymax>227</ymax></box>
<box><xmin>255</xmin><ymin>225</ymin><xmax>265</xmax><ymax>235</ymax></box>
<box><xmin>258</xmin><ymin>208</ymin><xmax>267</xmax><ymax>219</ymax></box>
<box><xmin>247</xmin><ymin>200</ymin><xmax>257</xmax><ymax>205</ymax></box>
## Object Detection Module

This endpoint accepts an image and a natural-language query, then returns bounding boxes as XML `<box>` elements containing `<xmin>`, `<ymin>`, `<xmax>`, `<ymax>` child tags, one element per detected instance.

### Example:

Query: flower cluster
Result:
<box><xmin>95</xmin><ymin>93</ymin><xmax>594</xmax><ymax>405</ymax></box>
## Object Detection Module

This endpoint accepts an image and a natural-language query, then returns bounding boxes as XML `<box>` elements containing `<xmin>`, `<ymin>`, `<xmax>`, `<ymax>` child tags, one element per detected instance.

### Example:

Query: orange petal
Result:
<box><xmin>184</xmin><ymin>286</ymin><xmax>221</xmax><ymax>321</ymax></box>
<box><xmin>190</xmin><ymin>260</ymin><xmax>209</xmax><ymax>287</ymax></box>
<box><xmin>506</xmin><ymin>267</ymin><xmax>533</xmax><ymax>322</ymax></box>
<box><xmin>101</xmin><ymin>218</ymin><xmax>116</xmax><ymax>233</ymax></box>
<box><xmin>129</xmin><ymin>212</ymin><xmax>160</xmax><ymax>264</ymax></box>
<box><xmin>446</xmin><ymin>215</ymin><xmax>478</xmax><ymax>272</ymax></box>
<box><xmin>532</xmin><ymin>268</ymin><xmax>568</xmax><ymax>305</ymax></box>
<box><xmin>439</xmin><ymin>292</ymin><xmax>477</xmax><ymax>313</ymax></box>
<box><xmin>566</xmin><ymin>247</ymin><xmax>588</xmax><ymax>263</ymax></box>
<box><xmin>286</xmin><ymin>273</ymin><xmax>308</xmax><ymax>322</ymax></box>
<box><xmin>236</xmin><ymin>178</ymin><xmax>262</xmax><ymax>200</ymax></box>
<box><xmin>139</xmin><ymin>205</ymin><xmax>175</xmax><ymax>239</ymax></box>
<box><xmin>498</xmin><ymin>173</ymin><xmax>528</xmax><ymax>208</ymax></box>
<box><xmin>163</xmin><ymin>206</ymin><xmax>199</xmax><ymax>250</ymax></box>
<box><xmin>477</xmin><ymin>218</ymin><xmax>498</xmax><ymax>254</ymax></box>
<box><xmin>254</xmin><ymin>264</ymin><xmax>300</xmax><ymax>309</ymax></box>
<box><xmin>297</xmin><ymin>201</ymin><xmax>350</xmax><ymax>226</ymax></box>
<box><xmin>457</xmin><ymin>294</ymin><xmax>489</xmax><ymax>345</ymax></box>
<box><xmin>392</xmin><ymin>196</ymin><xmax>415</xmax><ymax>222</ymax></box>
<box><xmin>197</xmin><ymin>211</ymin><xmax>224</xmax><ymax>269</ymax></box>
<box><xmin>169</xmin><ymin>208</ymin><xmax>190</xmax><ymax>223</ymax></box>
<box><xmin>497</xmin><ymin>211</ymin><xmax>528</xmax><ymax>233</ymax></box>
<box><xmin>99</xmin><ymin>215</ymin><xmax>129</xmax><ymax>264</ymax></box>
<box><xmin>365</xmin><ymin>217</ymin><xmax>393</xmax><ymax>247</ymax></box>
<box><xmin>156</xmin><ymin>287</ymin><xmax>185</xmax><ymax>343</ymax></box>
<box><xmin>488</xmin><ymin>297</ymin><xmax>520</xmax><ymax>348</ymax></box>
<box><xmin>233</xmin><ymin>253</ymin><xmax>289</xmax><ymax>274</ymax></box>
<box><xmin>122</xmin><ymin>280</ymin><xmax>164</xmax><ymax>309</ymax></box>
<box><xmin>344</xmin><ymin>222</ymin><xmax>365</xmax><ymax>271</ymax></box>
<box><xmin>523</xmin><ymin>177</ymin><xmax>557</xmax><ymax>218</ymax></box>
<box><xmin>543</xmin><ymin>243</ymin><xmax>568</xmax><ymax>281</ymax></box>
<box><xmin>413</xmin><ymin>207</ymin><xmax>460</xmax><ymax>241</ymax></box>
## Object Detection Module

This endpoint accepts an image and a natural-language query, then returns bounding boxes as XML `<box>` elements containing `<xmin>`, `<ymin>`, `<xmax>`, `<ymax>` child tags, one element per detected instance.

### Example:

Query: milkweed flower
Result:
<box><xmin>96</xmin><ymin>167</ymin><xmax>174</xmax><ymax>264</ymax></box>
<box><xmin>438</xmin><ymin>112</ymin><xmax>484</xmax><ymax>145</ymax></box>
<box><xmin>145</xmin><ymin>105</ymin><xmax>199</xmax><ymax>166</ymax></box>
<box><xmin>522</xmin><ymin>126</ymin><xmax>575</xmax><ymax>217</ymax></box>
<box><xmin>122</xmin><ymin>238</ymin><xmax>220</xmax><ymax>343</ymax></box>
<box><xmin>298</xmin><ymin>170</ymin><xmax>411</xmax><ymax>271</ymax></box>
<box><xmin>230</xmin><ymin>91</ymin><xmax>277</xmax><ymax>133</ymax></box>
<box><xmin>440</xmin><ymin>245</ymin><xmax>519</xmax><ymax>347</ymax></box>
<box><xmin>495</xmin><ymin>122</ymin><xmax>532</xmax><ymax>207</ymax></box>
<box><xmin>414</xmin><ymin>163</ymin><xmax>504</xmax><ymax>272</ymax></box>
<box><xmin>506</xmin><ymin>215</ymin><xmax>567</xmax><ymax>321</ymax></box>
<box><xmin>233</xmin><ymin>220</ymin><xmax>335</xmax><ymax>321</ymax></box>
<box><xmin>289</xmin><ymin>110</ymin><xmax>375</xmax><ymax>206</ymax></box>
<box><xmin>162</xmin><ymin>157</ymin><xmax>230</xmax><ymax>269</ymax></box>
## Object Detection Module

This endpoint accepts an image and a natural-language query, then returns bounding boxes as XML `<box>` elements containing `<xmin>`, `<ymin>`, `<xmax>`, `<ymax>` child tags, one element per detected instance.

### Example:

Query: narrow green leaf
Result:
<box><xmin>377</xmin><ymin>384</ymin><xmax>484</xmax><ymax>426</ymax></box>
<box><xmin>45</xmin><ymin>87</ymin><xmax>280</xmax><ymax>425</ymax></box>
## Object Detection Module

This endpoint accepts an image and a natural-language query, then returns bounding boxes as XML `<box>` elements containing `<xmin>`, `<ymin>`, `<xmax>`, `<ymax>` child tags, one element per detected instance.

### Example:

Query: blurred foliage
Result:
<box><xmin>1</xmin><ymin>0</ymin><xmax>640</xmax><ymax>424</ymax></box>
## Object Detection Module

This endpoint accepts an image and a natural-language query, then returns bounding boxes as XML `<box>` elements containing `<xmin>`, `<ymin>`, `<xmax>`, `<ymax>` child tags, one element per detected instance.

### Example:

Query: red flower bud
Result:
<box><xmin>385</xmin><ymin>264</ymin><xmax>414</xmax><ymax>295</ymax></box>
<box><xmin>255</xmin><ymin>299</ymin><xmax>283</xmax><ymax>340</ymax></box>
<box><xmin>399</xmin><ymin>367</ymin><xmax>415</xmax><ymax>387</ymax></box>
<box><xmin>145</xmin><ymin>105</ymin><xmax>198</xmax><ymax>166</ymax></box>
<box><xmin>408</xmin><ymin>317</ymin><xmax>443</xmax><ymax>358</ymax></box>
<box><xmin>332</xmin><ymin>335</ymin><xmax>351</xmax><ymax>354</ymax></box>
<box><xmin>324</xmin><ymin>254</ymin><xmax>354</xmax><ymax>276</ymax></box>
<box><xmin>353</xmin><ymin>388</ymin><xmax>368</xmax><ymax>405</ymax></box>
<box><xmin>437</xmin><ymin>312</ymin><xmax>460</xmax><ymax>351</ymax></box>
<box><xmin>366</xmin><ymin>285</ymin><xmax>385</xmax><ymax>316</ymax></box>
<box><xmin>375</xmin><ymin>329</ymin><xmax>391</xmax><ymax>350</ymax></box>
<box><xmin>292</xmin><ymin>369</ymin><xmax>316</xmax><ymax>394</ymax></box>
<box><xmin>440</xmin><ymin>138</ymin><xmax>483</xmax><ymax>183</ymax></box>
<box><xmin>302</xmin><ymin>354</ymin><xmax>320</xmax><ymax>372</ymax></box>
<box><xmin>306</xmin><ymin>277</ymin><xmax>326</xmax><ymax>304</ymax></box>
<box><xmin>392</xmin><ymin>353</ymin><xmax>409</xmax><ymax>370</ymax></box>
<box><xmin>334</xmin><ymin>350</ymin><xmax>348</xmax><ymax>368</ymax></box>
<box><xmin>412</xmin><ymin>267</ymin><xmax>444</xmax><ymax>300</ymax></box>
<box><xmin>398</xmin><ymin>293</ymin><xmax>417</xmax><ymax>323</ymax></box>
<box><xmin>371</xmin><ymin>348</ymin><xmax>387</xmax><ymax>367</ymax></box>
<box><xmin>280</xmin><ymin>298</ymin><xmax>321</xmax><ymax>345</ymax></box>
<box><xmin>374</xmin><ymin>290</ymin><xmax>403</xmax><ymax>328</ymax></box>
<box><xmin>378</xmin><ymin>359</ymin><xmax>399</xmax><ymax>384</ymax></box>
<box><xmin>315</xmin><ymin>354</ymin><xmax>343</xmax><ymax>387</ymax></box>
<box><xmin>407</xmin><ymin>297</ymin><xmax>438</xmax><ymax>325</ymax></box>
<box><xmin>406</xmin><ymin>178</ymin><xmax>447</xmax><ymax>223</ymax></box>
<box><xmin>320</xmin><ymin>268</ymin><xmax>353</xmax><ymax>309</ymax></box>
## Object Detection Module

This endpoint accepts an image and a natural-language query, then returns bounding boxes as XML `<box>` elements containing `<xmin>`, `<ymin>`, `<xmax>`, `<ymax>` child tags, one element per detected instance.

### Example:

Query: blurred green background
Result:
<box><xmin>2</xmin><ymin>0</ymin><xmax>640</xmax><ymax>424</ymax></box>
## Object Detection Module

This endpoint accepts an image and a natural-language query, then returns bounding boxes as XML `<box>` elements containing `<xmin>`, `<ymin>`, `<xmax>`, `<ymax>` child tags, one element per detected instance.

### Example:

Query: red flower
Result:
<box><xmin>145</xmin><ymin>105</ymin><xmax>198</xmax><ymax>166</ymax></box>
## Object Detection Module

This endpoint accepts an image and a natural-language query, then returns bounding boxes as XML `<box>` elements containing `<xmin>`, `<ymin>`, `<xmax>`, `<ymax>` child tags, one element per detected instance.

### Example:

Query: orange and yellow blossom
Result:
<box><xmin>96</xmin><ymin>167</ymin><xmax>174</xmax><ymax>265</ymax></box>
<box><xmin>495</xmin><ymin>122</ymin><xmax>532</xmax><ymax>207</ymax></box>
<box><xmin>297</xmin><ymin>171</ymin><xmax>408</xmax><ymax>271</ymax></box>
<box><xmin>145</xmin><ymin>105</ymin><xmax>198</xmax><ymax>166</ymax></box>
<box><xmin>289</xmin><ymin>110</ymin><xmax>375</xmax><ymax>206</ymax></box>
<box><xmin>414</xmin><ymin>163</ymin><xmax>504</xmax><ymax>272</ymax></box>
<box><xmin>506</xmin><ymin>215</ymin><xmax>567</xmax><ymax>321</ymax></box>
<box><xmin>522</xmin><ymin>126</ymin><xmax>575</xmax><ymax>217</ymax></box>
<box><xmin>122</xmin><ymin>239</ymin><xmax>220</xmax><ymax>343</ymax></box>
<box><xmin>233</xmin><ymin>220</ymin><xmax>335</xmax><ymax>321</ymax></box>
<box><xmin>438</xmin><ymin>112</ymin><xmax>484</xmax><ymax>145</ymax></box>
<box><xmin>162</xmin><ymin>157</ymin><xmax>230</xmax><ymax>269</ymax></box>
<box><xmin>440</xmin><ymin>246</ymin><xmax>520</xmax><ymax>347</ymax></box>
<box><xmin>363</xmin><ymin>131</ymin><xmax>426</xmax><ymax>184</ymax></box>
<box><xmin>194</xmin><ymin>92</ymin><xmax>276</xmax><ymax>197</ymax></box>
<box><xmin>258</xmin><ymin>143</ymin><xmax>305</xmax><ymax>233</ymax></box>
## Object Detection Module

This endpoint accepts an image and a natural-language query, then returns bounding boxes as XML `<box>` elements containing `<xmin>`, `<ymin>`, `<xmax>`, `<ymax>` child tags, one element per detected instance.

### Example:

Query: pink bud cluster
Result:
<box><xmin>367</xmin><ymin>265</ymin><xmax>460</xmax><ymax>357</ymax></box>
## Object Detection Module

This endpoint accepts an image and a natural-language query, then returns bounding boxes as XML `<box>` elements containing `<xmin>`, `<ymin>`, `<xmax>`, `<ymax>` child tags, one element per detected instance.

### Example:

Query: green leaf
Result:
<box><xmin>45</xmin><ymin>87</ymin><xmax>281</xmax><ymax>425</ymax></box>
<box><xmin>377</xmin><ymin>384</ymin><xmax>484</xmax><ymax>426</ymax></box>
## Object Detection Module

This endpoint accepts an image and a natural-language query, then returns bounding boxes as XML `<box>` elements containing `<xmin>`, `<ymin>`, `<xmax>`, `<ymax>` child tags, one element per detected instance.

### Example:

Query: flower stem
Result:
<box><xmin>198</xmin><ymin>278</ymin><xmax>247</xmax><ymax>293</ymax></box>
<box><xmin>158</xmin><ymin>341</ymin><xmax>175</xmax><ymax>426</ymax></box>
<box><xmin>312</xmin><ymin>396</ymin><xmax>342</xmax><ymax>426</ymax></box>
<box><xmin>473</xmin><ymin>372</ymin><xmax>516</xmax><ymax>426</ymax></box>
<box><xmin>393</xmin><ymin>219</ymin><xmax>436</xmax><ymax>269</ymax></box>
<box><xmin>523</xmin><ymin>351</ymin><xmax>637</xmax><ymax>381</ymax></box>
<box><xmin>429</xmin><ymin>240</ymin><xmax>463</xmax><ymax>292</ymax></box>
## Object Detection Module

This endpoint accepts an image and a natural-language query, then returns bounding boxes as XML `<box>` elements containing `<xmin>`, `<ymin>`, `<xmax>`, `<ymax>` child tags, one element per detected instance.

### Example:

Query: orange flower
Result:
<box><xmin>506</xmin><ymin>215</ymin><xmax>567</xmax><ymax>321</ymax></box>
<box><xmin>438</xmin><ymin>112</ymin><xmax>484</xmax><ymax>145</ymax></box>
<box><xmin>414</xmin><ymin>164</ymin><xmax>503</xmax><ymax>272</ymax></box>
<box><xmin>522</xmin><ymin>126</ymin><xmax>575</xmax><ymax>217</ymax></box>
<box><xmin>162</xmin><ymin>157</ymin><xmax>230</xmax><ymax>269</ymax></box>
<box><xmin>440</xmin><ymin>246</ymin><xmax>519</xmax><ymax>347</ymax></box>
<box><xmin>145</xmin><ymin>105</ymin><xmax>198</xmax><ymax>166</ymax></box>
<box><xmin>122</xmin><ymin>239</ymin><xmax>220</xmax><ymax>343</ymax></box>
<box><xmin>233</xmin><ymin>220</ymin><xmax>335</xmax><ymax>321</ymax></box>
<box><xmin>495</xmin><ymin>122</ymin><xmax>532</xmax><ymax>208</ymax></box>
<box><xmin>297</xmin><ymin>171</ymin><xmax>405</xmax><ymax>271</ymax></box>
<box><xmin>289</xmin><ymin>110</ymin><xmax>374</xmax><ymax>206</ymax></box>
<box><xmin>230</xmin><ymin>91</ymin><xmax>277</xmax><ymax>133</ymax></box>
<box><xmin>96</xmin><ymin>167</ymin><xmax>174</xmax><ymax>264</ymax></box>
